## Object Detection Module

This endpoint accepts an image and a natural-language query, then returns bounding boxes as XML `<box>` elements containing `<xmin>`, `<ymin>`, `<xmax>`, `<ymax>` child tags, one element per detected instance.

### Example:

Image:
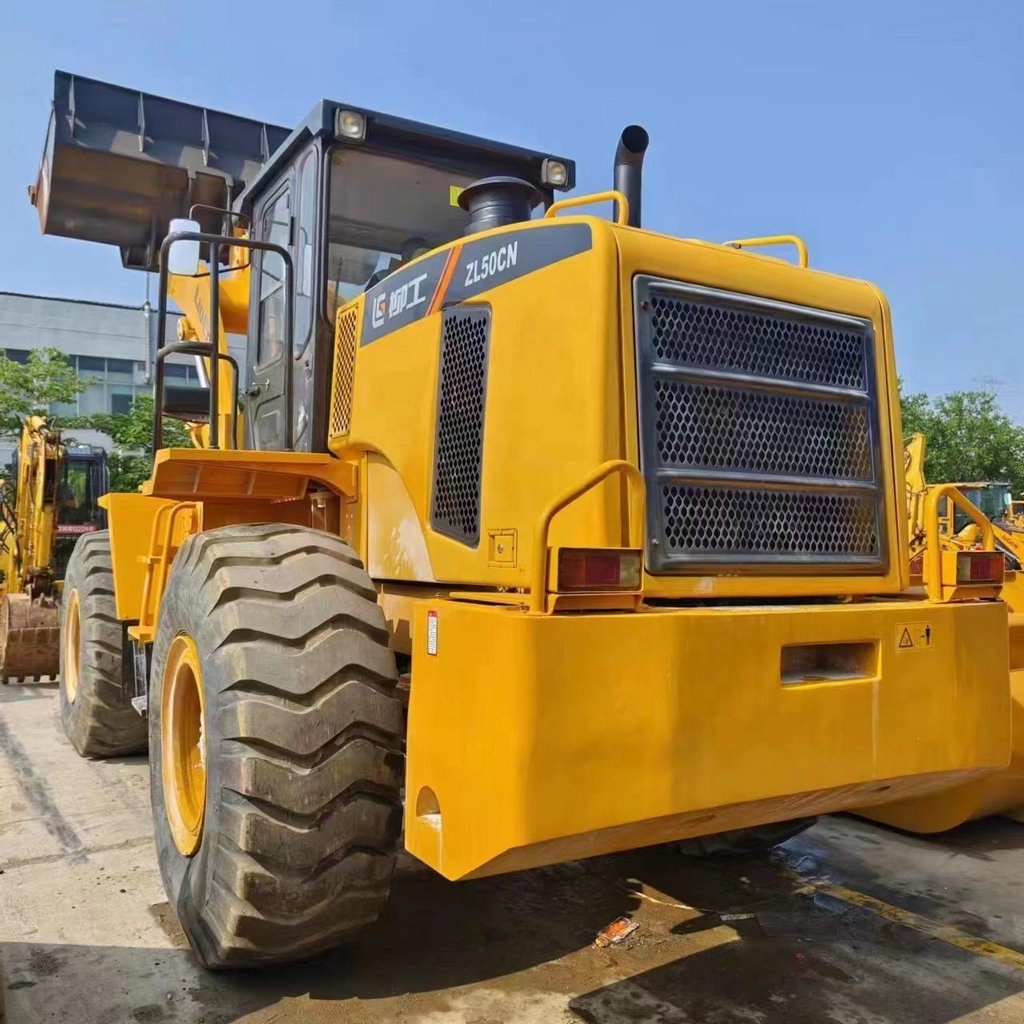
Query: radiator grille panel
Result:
<box><xmin>329</xmin><ymin>306</ymin><xmax>358</xmax><ymax>437</ymax></box>
<box><xmin>635</xmin><ymin>279</ymin><xmax>885</xmax><ymax>572</ymax></box>
<box><xmin>431</xmin><ymin>307</ymin><xmax>490</xmax><ymax>545</ymax></box>
<box><xmin>661</xmin><ymin>485</ymin><xmax>879</xmax><ymax>558</ymax></box>
<box><xmin>649</xmin><ymin>293</ymin><xmax>868</xmax><ymax>390</ymax></box>
<box><xmin>653</xmin><ymin>379</ymin><xmax>873</xmax><ymax>480</ymax></box>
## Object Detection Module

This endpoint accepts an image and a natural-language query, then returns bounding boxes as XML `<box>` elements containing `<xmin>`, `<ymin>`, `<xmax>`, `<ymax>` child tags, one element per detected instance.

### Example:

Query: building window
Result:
<box><xmin>78</xmin><ymin>356</ymin><xmax>106</xmax><ymax>373</ymax></box>
<box><xmin>107</xmin><ymin>358</ymin><xmax>134</xmax><ymax>376</ymax></box>
<box><xmin>164</xmin><ymin>363</ymin><xmax>192</xmax><ymax>380</ymax></box>
<box><xmin>2</xmin><ymin>349</ymin><xmax>30</xmax><ymax>364</ymax></box>
<box><xmin>110</xmin><ymin>392</ymin><xmax>134</xmax><ymax>415</ymax></box>
<box><xmin>79</xmin><ymin>384</ymin><xmax>107</xmax><ymax>415</ymax></box>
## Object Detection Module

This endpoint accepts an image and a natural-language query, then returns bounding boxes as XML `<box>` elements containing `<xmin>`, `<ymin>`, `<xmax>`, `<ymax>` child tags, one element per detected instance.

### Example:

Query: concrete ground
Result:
<box><xmin>3</xmin><ymin>681</ymin><xmax>1024</xmax><ymax>1024</ymax></box>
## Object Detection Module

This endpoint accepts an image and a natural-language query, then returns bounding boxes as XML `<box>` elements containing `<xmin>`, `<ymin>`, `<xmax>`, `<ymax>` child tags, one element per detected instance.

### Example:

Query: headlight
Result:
<box><xmin>335</xmin><ymin>109</ymin><xmax>367</xmax><ymax>142</ymax></box>
<box><xmin>542</xmin><ymin>159</ymin><xmax>569</xmax><ymax>188</ymax></box>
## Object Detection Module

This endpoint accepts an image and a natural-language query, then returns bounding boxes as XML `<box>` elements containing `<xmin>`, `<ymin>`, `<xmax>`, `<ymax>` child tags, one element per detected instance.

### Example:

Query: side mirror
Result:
<box><xmin>167</xmin><ymin>218</ymin><xmax>201</xmax><ymax>277</ymax></box>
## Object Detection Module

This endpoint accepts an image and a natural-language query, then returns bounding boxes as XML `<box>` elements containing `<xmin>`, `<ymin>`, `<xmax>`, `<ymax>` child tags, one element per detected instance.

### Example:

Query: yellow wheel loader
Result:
<box><xmin>860</xmin><ymin>433</ymin><xmax>1024</xmax><ymax>830</ymax></box>
<box><xmin>31</xmin><ymin>70</ymin><xmax>1011</xmax><ymax>968</ymax></box>
<box><xmin>0</xmin><ymin>415</ymin><xmax>109</xmax><ymax>685</ymax></box>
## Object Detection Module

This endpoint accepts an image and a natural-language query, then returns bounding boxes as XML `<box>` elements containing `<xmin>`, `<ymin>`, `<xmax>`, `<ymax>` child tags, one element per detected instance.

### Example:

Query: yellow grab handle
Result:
<box><xmin>724</xmin><ymin>235</ymin><xmax>809</xmax><ymax>268</ymax></box>
<box><xmin>545</xmin><ymin>190</ymin><xmax>630</xmax><ymax>227</ymax></box>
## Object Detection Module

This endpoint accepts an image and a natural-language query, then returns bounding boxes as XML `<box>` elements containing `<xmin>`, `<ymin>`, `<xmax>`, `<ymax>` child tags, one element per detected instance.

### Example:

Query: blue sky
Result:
<box><xmin>1</xmin><ymin>1</ymin><xmax>1022</xmax><ymax>412</ymax></box>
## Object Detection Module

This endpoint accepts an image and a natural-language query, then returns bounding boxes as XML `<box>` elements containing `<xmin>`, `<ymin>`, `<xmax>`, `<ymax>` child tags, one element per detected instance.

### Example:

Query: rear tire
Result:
<box><xmin>59</xmin><ymin>531</ymin><xmax>146</xmax><ymax>757</ymax></box>
<box><xmin>149</xmin><ymin>524</ymin><xmax>404</xmax><ymax>968</ymax></box>
<box><xmin>677</xmin><ymin>818</ymin><xmax>817</xmax><ymax>857</ymax></box>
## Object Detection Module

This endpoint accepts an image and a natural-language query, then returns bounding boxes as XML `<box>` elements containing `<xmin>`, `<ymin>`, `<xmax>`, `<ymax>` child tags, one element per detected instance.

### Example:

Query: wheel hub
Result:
<box><xmin>161</xmin><ymin>633</ymin><xmax>206</xmax><ymax>856</ymax></box>
<box><xmin>63</xmin><ymin>589</ymin><xmax>81</xmax><ymax>702</ymax></box>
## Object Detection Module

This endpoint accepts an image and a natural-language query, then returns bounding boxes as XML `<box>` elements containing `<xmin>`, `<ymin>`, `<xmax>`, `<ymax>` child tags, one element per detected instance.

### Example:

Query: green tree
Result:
<box><xmin>65</xmin><ymin>395</ymin><xmax>191</xmax><ymax>493</ymax></box>
<box><xmin>899</xmin><ymin>382</ymin><xmax>1024</xmax><ymax>494</ymax></box>
<box><xmin>0</xmin><ymin>349</ymin><xmax>90</xmax><ymax>433</ymax></box>
<box><xmin>897</xmin><ymin>378</ymin><xmax>931</xmax><ymax>439</ymax></box>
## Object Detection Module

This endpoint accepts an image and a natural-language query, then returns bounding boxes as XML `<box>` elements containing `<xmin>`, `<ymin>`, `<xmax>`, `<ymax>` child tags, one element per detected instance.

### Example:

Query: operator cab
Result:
<box><xmin>219</xmin><ymin>103</ymin><xmax>574</xmax><ymax>453</ymax></box>
<box><xmin>941</xmin><ymin>482</ymin><xmax>1013</xmax><ymax>534</ymax></box>
<box><xmin>31</xmin><ymin>72</ymin><xmax>573</xmax><ymax>457</ymax></box>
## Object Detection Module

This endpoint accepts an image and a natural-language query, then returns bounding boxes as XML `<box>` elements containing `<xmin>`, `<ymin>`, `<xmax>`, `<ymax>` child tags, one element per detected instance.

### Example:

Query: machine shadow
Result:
<box><xmin>862</xmin><ymin>812</ymin><xmax>1024</xmax><ymax>855</ymax></box>
<box><xmin>567</xmin><ymin>827</ymin><xmax>1024</xmax><ymax>1024</ymax></box>
<box><xmin>260</xmin><ymin>857</ymin><xmax>642</xmax><ymax>1000</ymax></box>
<box><xmin>570</xmin><ymin>909</ymin><xmax>1024</xmax><ymax>1024</ymax></box>
<box><xmin>10</xmin><ymin>819</ymin><xmax>1024</xmax><ymax>1023</ymax></box>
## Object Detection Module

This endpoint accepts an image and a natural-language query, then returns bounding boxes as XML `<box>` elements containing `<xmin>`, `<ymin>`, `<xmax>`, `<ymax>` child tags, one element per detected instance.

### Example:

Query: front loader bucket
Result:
<box><xmin>31</xmin><ymin>71</ymin><xmax>289</xmax><ymax>270</ymax></box>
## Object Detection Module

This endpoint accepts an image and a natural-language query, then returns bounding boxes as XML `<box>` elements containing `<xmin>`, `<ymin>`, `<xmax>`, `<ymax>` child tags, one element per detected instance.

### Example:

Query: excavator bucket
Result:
<box><xmin>30</xmin><ymin>70</ymin><xmax>289</xmax><ymax>270</ymax></box>
<box><xmin>0</xmin><ymin>594</ymin><xmax>59</xmax><ymax>682</ymax></box>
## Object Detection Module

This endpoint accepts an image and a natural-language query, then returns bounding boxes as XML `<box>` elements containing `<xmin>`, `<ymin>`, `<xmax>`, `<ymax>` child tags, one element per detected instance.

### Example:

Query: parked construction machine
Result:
<box><xmin>31</xmin><ymin>70</ymin><xmax>1012</xmax><ymax>968</ymax></box>
<box><xmin>861</xmin><ymin>434</ymin><xmax>1024</xmax><ymax>830</ymax></box>
<box><xmin>0</xmin><ymin>415</ymin><xmax>108</xmax><ymax>681</ymax></box>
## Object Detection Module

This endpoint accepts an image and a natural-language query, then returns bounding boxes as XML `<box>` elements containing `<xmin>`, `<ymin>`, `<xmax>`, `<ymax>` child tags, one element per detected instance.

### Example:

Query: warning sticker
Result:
<box><xmin>896</xmin><ymin>621</ymin><xmax>933</xmax><ymax>652</ymax></box>
<box><xmin>427</xmin><ymin>610</ymin><xmax>439</xmax><ymax>656</ymax></box>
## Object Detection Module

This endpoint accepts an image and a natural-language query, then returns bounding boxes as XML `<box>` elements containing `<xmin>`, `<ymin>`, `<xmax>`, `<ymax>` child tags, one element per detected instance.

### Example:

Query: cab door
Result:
<box><xmin>245</xmin><ymin>173</ymin><xmax>292</xmax><ymax>450</ymax></box>
<box><xmin>244</xmin><ymin>147</ymin><xmax>321</xmax><ymax>452</ymax></box>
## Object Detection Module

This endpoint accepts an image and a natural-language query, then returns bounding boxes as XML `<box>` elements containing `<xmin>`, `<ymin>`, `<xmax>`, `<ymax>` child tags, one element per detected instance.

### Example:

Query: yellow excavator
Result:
<box><xmin>31</xmin><ymin>70</ymin><xmax>1011</xmax><ymax>968</ymax></box>
<box><xmin>0</xmin><ymin>415</ymin><xmax>108</xmax><ymax>682</ymax></box>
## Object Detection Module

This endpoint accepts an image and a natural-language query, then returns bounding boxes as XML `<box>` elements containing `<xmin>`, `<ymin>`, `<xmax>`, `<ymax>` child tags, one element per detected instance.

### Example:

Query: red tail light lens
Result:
<box><xmin>558</xmin><ymin>548</ymin><xmax>642</xmax><ymax>591</ymax></box>
<box><xmin>955</xmin><ymin>550</ymin><xmax>1005</xmax><ymax>584</ymax></box>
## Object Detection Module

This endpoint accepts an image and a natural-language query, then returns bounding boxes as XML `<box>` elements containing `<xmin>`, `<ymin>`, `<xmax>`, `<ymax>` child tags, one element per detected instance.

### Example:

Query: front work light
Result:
<box><xmin>558</xmin><ymin>548</ymin><xmax>642</xmax><ymax>592</ymax></box>
<box><xmin>542</xmin><ymin>159</ymin><xmax>569</xmax><ymax>188</ymax></box>
<box><xmin>335</xmin><ymin>109</ymin><xmax>367</xmax><ymax>141</ymax></box>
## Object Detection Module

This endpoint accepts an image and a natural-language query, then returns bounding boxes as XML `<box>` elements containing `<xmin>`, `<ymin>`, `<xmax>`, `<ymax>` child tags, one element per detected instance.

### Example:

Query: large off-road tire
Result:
<box><xmin>59</xmin><ymin>531</ymin><xmax>147</xmax><ymax>757</ymax></box>
<box><xmin>149</xmin><ymin>524</ymin><xmax>404</xmax><ymax>968</ymax></box>
<box><xmin>677</xmin><ymin>818</ymin><xmax>817</xmax><ymax>858</ymax></box>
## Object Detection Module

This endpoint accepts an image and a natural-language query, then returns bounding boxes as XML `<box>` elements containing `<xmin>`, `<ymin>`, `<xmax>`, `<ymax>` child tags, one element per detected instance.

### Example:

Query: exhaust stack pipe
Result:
<box><xmin>613</xmin><ymin>125</ymin><xmax>649</xmax><ymax>228</ymax></box>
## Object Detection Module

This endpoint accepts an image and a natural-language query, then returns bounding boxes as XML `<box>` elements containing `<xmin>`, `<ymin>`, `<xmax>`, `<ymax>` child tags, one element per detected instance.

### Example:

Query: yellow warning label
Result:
<box><xmin>449</xmin><ymin>185</ymin><xmax>465</xmax><ymax>207</ymax></box>
<box><xmin>896</xmin><ymin>621</ymin><xmax>933</xmax><ymax>652</ymax></box>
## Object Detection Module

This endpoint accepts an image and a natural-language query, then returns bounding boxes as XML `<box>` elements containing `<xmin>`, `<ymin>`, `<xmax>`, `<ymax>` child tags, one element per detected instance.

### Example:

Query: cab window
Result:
<box><xmin>256</xmin><ymin>186</ymin><xmax>291</xmax><ymax>367</ymax></box>
<box><xmin>324</xmin><ymin>148</ymin><xmax>475</xmax><ymax>320</ymax></box>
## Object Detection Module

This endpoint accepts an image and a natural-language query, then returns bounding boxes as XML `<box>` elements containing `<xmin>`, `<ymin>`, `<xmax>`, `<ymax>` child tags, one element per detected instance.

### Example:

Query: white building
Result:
<box><xmin>0</xmin><ymin>291</ymin><xmax>201</xmax><ymax>418</ymax></box>
<box><xmin>0</xmin><ymin>291</ymin><xmax>242</xmax><ymax>462</ymax></box>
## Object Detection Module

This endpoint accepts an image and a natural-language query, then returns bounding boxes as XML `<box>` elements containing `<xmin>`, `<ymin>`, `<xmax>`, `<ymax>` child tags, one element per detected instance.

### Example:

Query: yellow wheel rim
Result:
<box><xmin>161</xmin><ymin>633</ymin><xmax>207</xmax><ymax>857</ymax></box>
<box><xmin>63</xmin><ymin>589</ymin><xmax>81</xmax><ymax>704</ymax></box>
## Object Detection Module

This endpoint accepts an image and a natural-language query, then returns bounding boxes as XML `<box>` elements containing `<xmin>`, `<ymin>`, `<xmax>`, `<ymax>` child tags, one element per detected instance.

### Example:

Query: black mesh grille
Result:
<box><xmin>635</xmin><ymin>278</ymin><xmax>885</xmax><ymax>572</ymax></box>
<box><xmin>649</xmin><ymin>293</ymin><xmax>868</xmax><ymax>390</ymax></box>
<box><xmin>431</xmin><ymin>307</ymin><xmax>490</xmax><ymax>545</ymax></box>
<box><xmin>661</xmin><ymin>485</ymin><xmax>879</xmax><ymax>558</ymax></box>
<box><xmin>653</xmin><ymin>379</ymin><xmax>873</xmax><ymax>480</ymax></box>
<box><xmin>329</xmin><ymin>307</ymin><xmax>358</xmax><ymax>437</ymax></box>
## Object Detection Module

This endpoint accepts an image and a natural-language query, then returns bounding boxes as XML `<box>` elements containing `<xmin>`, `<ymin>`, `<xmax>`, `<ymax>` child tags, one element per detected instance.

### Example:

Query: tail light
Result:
<box><xmin>956</xmin><ymin>550</ymin><xmax>1005</xmax><ymax>585</ymax></box>
<box><xmin>558</xmin><ymin>548</ymin><xmax>642</xmax><ymax>592</ymax></box>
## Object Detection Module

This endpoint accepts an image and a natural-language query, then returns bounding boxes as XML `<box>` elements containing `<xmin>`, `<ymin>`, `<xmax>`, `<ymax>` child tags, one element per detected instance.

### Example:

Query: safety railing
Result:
<box><xmin>724</xmin><ymin>235</ymin><xmax>809</xmax><ymax>268</ymax></box>
<box><xmin>137</xmin><ymin>501</ymin><xmax>200</xmax><ymax>643</ymax></box>
<box><xmin>923</xmin><ymin>484</ymin><xmax>996</xmax><ymax>603</ymax></box>
<box><xmin>545</xmin><ymin>190</ymin><xmax>631</xmax><ymax>227</ymax></box>
<box><xmin>154</xmin><ymin>231</ymin><xmax>294</xmax><ymax>451</ymax></box>
<box><xmin>529</xmin><ymin>459</ymin><xmax>646</xmax><ymax>614</ymax></box>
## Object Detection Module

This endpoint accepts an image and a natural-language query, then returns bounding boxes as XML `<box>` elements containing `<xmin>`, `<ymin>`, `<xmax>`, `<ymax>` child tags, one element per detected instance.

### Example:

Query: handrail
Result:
<box><xmin>923</xmin><ymin>484</ymin><xmax>996</xmax><ymax>602</ymax></box>
<box><xmin>155</xmin><ymin>230</ymin><xmax>293</xmax><ymax>452</ymax></box>
<box><xmin>724</xmin><ymin>235</ymin><xmax>809</xmax><ymax>268</ymax></box>
<box><xmin>155</xmin><ymin>341</ymin><xmax>240</xmax><ymax>448</ymax></box>
<box><xmin>137</xmin><ymin>501</ymin><xmax>199</xmax><ymax>642</ymax></box>
<box><xmin>545</xmin><ymin>190</ymin><xmax>630</xmax><ymax>227</ymax></box>
<box><xmin>529</xmin><ymin>459</ymin><xmax>646</xmax><ymax>614</ymax></box>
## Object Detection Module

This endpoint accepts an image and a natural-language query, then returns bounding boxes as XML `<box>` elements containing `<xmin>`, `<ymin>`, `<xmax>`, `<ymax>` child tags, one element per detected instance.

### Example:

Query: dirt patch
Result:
<box><xmin>27</xmin><ymin>948</ymin><xmax>62</xmax><ymax>978</ymax></box>
<box><xmin>131</xmin><ymin>1005</ymin><xmax>167</xmax><ymax>1023</ymax></box>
